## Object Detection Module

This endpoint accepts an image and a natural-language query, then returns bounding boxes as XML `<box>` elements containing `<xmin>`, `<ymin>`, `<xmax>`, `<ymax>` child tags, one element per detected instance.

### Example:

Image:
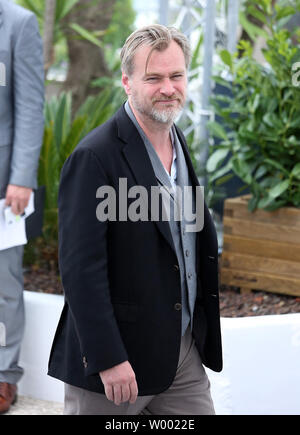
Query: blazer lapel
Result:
<box><xmin>173</xmin><ymin>128</ymin><xmax>187</xmax><ymax>190</ymax></box>
<box><xmin>174</xmin><ymin>125</ymin><xmax>200</xmax><ymax>189</ymax></box>
<box><xmin>116</xmin><ymin>105</ymin><xmax>176</xmax><ymax>255</ymax></box>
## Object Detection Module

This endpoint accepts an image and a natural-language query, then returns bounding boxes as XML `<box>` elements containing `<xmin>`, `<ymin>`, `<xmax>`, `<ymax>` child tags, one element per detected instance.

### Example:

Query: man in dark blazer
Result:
<box><xmin>0</xmin><ymin>0</ymin><xmax>44</xmax><ymax>414</ymax></box>
<box><xmin>48</xmin><ymin>24</ymin><xmax>222</xmax><ymax>415</ymax></box>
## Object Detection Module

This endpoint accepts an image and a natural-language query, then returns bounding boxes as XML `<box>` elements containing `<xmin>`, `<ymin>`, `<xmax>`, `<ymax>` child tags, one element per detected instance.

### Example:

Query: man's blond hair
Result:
<box><xmin>120</xmin><ymin>24</ymin><xmax>191</xmax><ymax>76</ymax></box>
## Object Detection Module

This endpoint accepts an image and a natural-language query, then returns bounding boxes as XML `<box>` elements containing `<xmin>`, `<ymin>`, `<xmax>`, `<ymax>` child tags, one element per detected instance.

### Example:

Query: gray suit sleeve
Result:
<box><xmin>9</xmin><ymin>13</ymin><xmax>44</xmax><ymax>189</ymax></box>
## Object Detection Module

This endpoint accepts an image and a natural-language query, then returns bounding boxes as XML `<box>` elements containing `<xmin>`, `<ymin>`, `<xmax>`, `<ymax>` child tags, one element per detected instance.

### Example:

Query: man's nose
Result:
<box><xmin>160</xmin><ymin>78</ymin><xmax>175</xmax><ymax>96</ymax></box>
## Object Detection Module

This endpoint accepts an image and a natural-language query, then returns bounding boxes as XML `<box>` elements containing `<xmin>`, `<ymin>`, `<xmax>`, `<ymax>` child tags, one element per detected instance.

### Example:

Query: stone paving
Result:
<box><xmin>4</xmin><ymin>395</ymin><xmax>63</xmax><ymax>415</ymax></box>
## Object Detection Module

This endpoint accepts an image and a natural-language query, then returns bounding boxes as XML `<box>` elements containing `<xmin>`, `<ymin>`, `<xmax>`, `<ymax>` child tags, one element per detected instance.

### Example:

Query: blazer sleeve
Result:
<box><xmin>58</xmin><ymin>147</ymin><xmax>129</xmax><ymax>376</ymax></box>
<box><xmin>9</xmin><ymin>13</ymin><xmax>44</xmax><ymax>189</ymax></box>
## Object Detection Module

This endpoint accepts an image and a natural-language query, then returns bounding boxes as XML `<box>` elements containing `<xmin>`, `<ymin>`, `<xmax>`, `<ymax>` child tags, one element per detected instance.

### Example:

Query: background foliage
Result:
<box><xmin>22</xmin><ymin>0</ymin><xmax>300</xmax><ymax>271</ymax></box>
<box><xmin>25</xmin><ymin>87</ymin><xmax>125</xmax><ymax>268</ymax></box>
<box><xmin>22</xmin><ymin>0</ymin><xmax>133</xmax><ymax>268</ymax></box>
<box><xmin>207</xmin><ymin>0</ymin><xmax>300</xmax><ymax>211</ymax></box>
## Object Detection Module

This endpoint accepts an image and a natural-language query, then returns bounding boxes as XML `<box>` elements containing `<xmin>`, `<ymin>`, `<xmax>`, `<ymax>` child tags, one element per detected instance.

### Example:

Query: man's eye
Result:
<box><xmin>172</xmin><ymin>74</ymin><xmax>183</xmax><ymax>80</ymax></box>
<box><xmin>146</xmin><ymin>77</ymin><xmax>159</xmax><ymax>82</ymax></box>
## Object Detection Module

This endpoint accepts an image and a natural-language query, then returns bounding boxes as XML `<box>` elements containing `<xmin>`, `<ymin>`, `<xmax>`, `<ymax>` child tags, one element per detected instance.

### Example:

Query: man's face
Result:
<box><xmin>122</xmin><ymin>40</ymin><xmax>188</xmax><ymax>125</ymax></box>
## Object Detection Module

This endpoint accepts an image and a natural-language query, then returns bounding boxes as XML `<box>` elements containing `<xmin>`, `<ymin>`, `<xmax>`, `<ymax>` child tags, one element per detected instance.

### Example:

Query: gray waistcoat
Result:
<box><xmin>125</xmin><ymin>102</ymin><xmax>197</xmax><ymax>335</ymax></box>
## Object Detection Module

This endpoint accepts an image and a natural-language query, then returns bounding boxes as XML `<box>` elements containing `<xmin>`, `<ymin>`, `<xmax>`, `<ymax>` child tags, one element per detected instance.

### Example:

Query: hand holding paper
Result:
<box><xmin>0</xmin><ymin>192</ymin><xmax>35</xmax><ymax>251</ymax></box>
<box><xmin>5</xmin><ymin>185</ymin><xmax>33</xmax><ymax>215</ymax></box>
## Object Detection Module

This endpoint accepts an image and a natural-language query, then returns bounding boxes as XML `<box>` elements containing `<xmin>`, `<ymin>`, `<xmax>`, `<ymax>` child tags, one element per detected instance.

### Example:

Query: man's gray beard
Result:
<box><xmin>131</xmin><ymin>93</ymin><xmax>184</xmax><ymax>125</ymax></box>
<box><xmin>150</xmin><ymin>106</ymin><xmax>182</xmax><ymax>124</ymax></box>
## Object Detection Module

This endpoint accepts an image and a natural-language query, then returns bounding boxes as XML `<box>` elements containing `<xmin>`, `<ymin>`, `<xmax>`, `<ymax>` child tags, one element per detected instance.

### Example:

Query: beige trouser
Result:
<box><xmin>64</xmin><ymin>327</ymin><xmax>215</xmax><ymax>415</ymax></box>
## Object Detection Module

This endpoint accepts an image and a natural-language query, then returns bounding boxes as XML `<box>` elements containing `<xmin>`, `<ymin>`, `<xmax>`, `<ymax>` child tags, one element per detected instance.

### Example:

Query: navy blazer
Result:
<box><xmin>48</xmin><ymin>105</ymin><xmax>223</xmax><ymax>396</ymax></box>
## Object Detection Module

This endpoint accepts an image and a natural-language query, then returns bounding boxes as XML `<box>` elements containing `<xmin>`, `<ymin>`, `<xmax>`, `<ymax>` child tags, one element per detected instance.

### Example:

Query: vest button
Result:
<box><xmin>174</xmin><ymin>303</ymin><xmax>182</xmax><ymax>311</ymax></box>
<box><xmin>174</xmin><ymin>264</ymin><xmax>180</xmax><ymax>272</ymax></box>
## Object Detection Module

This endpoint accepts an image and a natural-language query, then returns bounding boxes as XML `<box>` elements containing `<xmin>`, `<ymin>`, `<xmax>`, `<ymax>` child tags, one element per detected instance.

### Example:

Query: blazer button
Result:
<box><xmin>83</xmin><ymin>356</ymin><xmax>88</xmax><ymax>368</ymax></box>
<box><xmin>174</xmin><ymin>264</ymin><xmax>180</xmax><ymax>272</ymax></box>
<box><xmin>174</xmin><ymin>303</ymin><xmax>182</xmax><ymax>311</ymax></box>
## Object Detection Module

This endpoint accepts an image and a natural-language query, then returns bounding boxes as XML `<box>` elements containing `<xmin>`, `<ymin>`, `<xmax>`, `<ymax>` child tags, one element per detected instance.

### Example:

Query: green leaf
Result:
<box><xmin>260</xmin><ymin>0</ymin><xmax>273</xmax><ymax>15</ymax></box>
<box><xmin>254</xmin><ymin>165</ymin><xmax>268</xmax><ymax>180</ymax></box>
<box><xmin>249</xmin><ymin>94</ymin><xmax>260</xmax><ymax>113</ymax></box>
<box><xmin>262</xmin><ymin>112</ymin><xmax>281</xmax><ymax>129</ymax></box>
<box><xmin>53</xmin><ymin>93</ymin><xmax>72</xmax><ymax>151</ymax></box>
<box><xmin>264</xmin><ymin>200</ymin><xmax>288</xmax><ymax>211</ymax></box>
<box><xmin>56</xmin><ymin>0</ymin><xmax>80</xmax><ymax>20</ymax></box>
<box><xmin>59</xmin><ymin>116</ymin><xmax>87</xmax><ymax>168</ymax></box>
<box><xmin>239</xmin><ymin>11</ymin><xmax>269</xmax><ymax>40</ymax></box>
<box><xmin>268</xmin><ymin>179</ymin><xmax>290</xmax><ymax>199</ymax></box>
<box><xmin>191</xmin><ymin>32</ymin><xmax>203</xmax><ymax>70</ymax></box>
<box><xmin>206</xmin><ymin>121</ymin><xmax>228</xmax><ymax>140</ymax></box>
<box><xmin>69</xmin><ymin>23</ymin><xmax>104</xmax><ymax>48</ymax></box>
<box><xmin>247</xmin><ymin>5</ymin><xmax>268</xmax><ymax>25</ymax></box>
<box><xmin>291</xmin><ymin>163</ymin><xmax>300</xmax><ymax>179</ymax></box>
<box><xmin>264</xmin><ymin>158</ymin><xmax>290</xmax><ymax>176</ymax></box>
<box><xmin>257</xmin><ymin>195</ymin><xmax>275</xmax><ymax>209</ymax></box>
<box><xmin>275</xmin><ymin>5</ymin><xmax>296</xmax><ymax>21</ymax></box>
<box><xmin>206</xmin><ymin>149</ymin><xmax>230</xmax><ymax>173</ymax></box>
<box><xmin>248</xmin><ymin>195</ymin><xmax>259</xmax><ymax>212</ymax></box>
<box><xmin>219</xmin><ymin>50</ymin><xmax>233</xmax><ymax>70</ymax></box>
<box><xmin>18</xmin><ymin>0</ymin><xmax>44</xmax><ymax>18</ymax></box>
<box><xmin>209</xmin><ymin>160</ymin><xmax>233</xmax><ymax>182</ymax></box>
<box><xmin>212</xmin><ymin>76</ymin><xmax>232</xmax><ymax>89</ymax></box>
<box><xmin>231</xmin><ymin>158</ymin><xmax>252</xmax><ymax>184</ymax></box>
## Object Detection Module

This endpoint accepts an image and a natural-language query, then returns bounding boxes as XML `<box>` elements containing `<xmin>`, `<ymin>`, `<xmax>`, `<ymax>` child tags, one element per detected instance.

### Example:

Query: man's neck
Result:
<box><xmin>128</xmin><ymin>100</ymin><xmax>172</xmax><ymax>153</ymax></box>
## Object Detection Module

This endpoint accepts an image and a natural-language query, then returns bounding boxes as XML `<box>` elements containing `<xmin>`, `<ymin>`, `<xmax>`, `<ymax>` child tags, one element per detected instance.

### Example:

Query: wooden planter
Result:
<box><xmin>221</xmin><ymin>195</ymin><xmax>300</xmax><ymax>297</ymax></box>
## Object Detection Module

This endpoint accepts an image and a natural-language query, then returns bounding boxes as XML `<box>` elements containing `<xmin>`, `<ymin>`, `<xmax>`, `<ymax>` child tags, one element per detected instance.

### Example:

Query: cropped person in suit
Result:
<box><xmin>0</xmin><ymin>0</ymin><xmax>44</xmax><ymax>414</ymax></box>
<box><xmin>48</xmin><ymin>24</ymin><xmax>222</xmax><ymax>415</ymax></box>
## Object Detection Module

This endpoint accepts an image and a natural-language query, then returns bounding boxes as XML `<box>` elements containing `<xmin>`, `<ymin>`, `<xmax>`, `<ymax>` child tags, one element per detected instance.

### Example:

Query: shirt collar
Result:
<box><xmin>125</xmin><ymin>100</ymin><xmax>177</xmax><ymax>186</ymax></box>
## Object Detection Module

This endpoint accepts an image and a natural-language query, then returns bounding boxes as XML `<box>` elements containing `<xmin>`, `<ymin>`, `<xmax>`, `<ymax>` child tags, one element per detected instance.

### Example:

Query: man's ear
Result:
<box><xmin>122</xmin><ymin>72</ymin><xmax>131</xmax><ymax>95</ymax></box>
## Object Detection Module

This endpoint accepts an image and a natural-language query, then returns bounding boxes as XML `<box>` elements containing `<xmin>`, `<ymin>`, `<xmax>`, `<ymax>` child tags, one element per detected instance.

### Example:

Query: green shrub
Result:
<box><xmin>207</xmin><ymin>1</ymin><xmax>300</xmax><ymax>211</ymax></box>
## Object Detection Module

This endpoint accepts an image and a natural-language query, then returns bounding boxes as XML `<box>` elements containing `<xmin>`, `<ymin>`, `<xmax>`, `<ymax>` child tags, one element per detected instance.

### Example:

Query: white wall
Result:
<box><xmin>19</xmin><ymin>291</ymin><xmax>300</xmax><ymax>415</ymax></box>
<box><xmin>209</xmin><ymin>314</ymin><xmax>300</xmax><ymax>415</ymax></box>
<box><xmin>19</xmin><ymin>291</ymin><xmax>64</xmax><ymax>403</ymax></box>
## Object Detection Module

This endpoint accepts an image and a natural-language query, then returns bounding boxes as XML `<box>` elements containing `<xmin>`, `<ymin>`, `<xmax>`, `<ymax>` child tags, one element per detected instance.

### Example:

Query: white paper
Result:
<box><xmin>0</xmin><ymin>192</ymin><xmax>35</xmax><ymax>251</ymax></box>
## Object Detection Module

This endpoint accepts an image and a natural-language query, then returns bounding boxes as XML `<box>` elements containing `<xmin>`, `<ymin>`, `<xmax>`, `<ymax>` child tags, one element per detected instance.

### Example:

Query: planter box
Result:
<box><xmin>221</xmin><ymin>195</ymin><xmax>300</xmax><ymax>296</ymax></box>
